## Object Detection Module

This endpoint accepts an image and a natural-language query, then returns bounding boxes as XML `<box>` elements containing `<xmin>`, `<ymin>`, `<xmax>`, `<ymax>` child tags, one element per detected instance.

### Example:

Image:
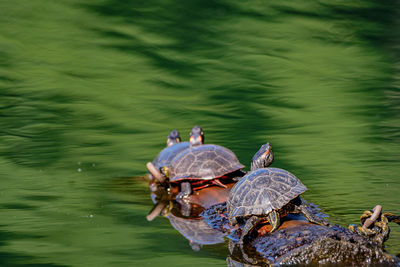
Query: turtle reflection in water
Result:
<box><xmin>227</xmin><ymin>143</ymin><xmax>329</xmax><ymax>245</ymax></box>
<box><xmin>169</xmin><ymin>213</ymin><xmax>226</xmax><ymax>251</ymax></box>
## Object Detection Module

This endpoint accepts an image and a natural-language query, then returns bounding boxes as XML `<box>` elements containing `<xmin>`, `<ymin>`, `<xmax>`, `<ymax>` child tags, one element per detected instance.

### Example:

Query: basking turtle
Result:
<box><xmin>146</xmin><ymin>127</ymin><xmax>201</xmax><ymax>183</ymax></box>
<box><xmin>160</xmin><ymin>125</ymin><xmax>204</xmax><ymax>178</ymax></box>
<box><xmin>227</xmin><ymin>143</ymin><xmax>328</xmax><ymax>245</ymax></box>
<box><xmin>153</xmin><ymin>130</ymin><xmax>190</xmax><ymax>174</ymax></box>
<box><xmin>168</xmin><ymin>143</ymin><xmax>245</xmax><ymax>199</ymax></box>
<box><xmin>146</xmin><ymin>130</ymin><xmax>189</xmax><ymax>183</ymax></box>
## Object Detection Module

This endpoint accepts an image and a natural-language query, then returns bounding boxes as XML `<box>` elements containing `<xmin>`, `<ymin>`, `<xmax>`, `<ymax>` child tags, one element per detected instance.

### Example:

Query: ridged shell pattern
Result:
<box><xmin>153</xmin><ymin>142</ymin><xmax>190</xmax><ymax>169</ymax></box>
<box><xmin>169</xmin><ymin>144</ymin><xmax>245</xmax><ymax>181</ymax></box>
<box><xmin>227</xmin><ymin>168</ymin><xmax>307</xmax><ymax>219</ymax></box>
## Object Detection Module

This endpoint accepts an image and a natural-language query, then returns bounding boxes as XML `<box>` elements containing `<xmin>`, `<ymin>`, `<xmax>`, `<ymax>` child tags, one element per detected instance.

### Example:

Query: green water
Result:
<box><xmin>0</xmin><ymin>0</ymin><xmax>399</xmax><ymax>266</ymax></box>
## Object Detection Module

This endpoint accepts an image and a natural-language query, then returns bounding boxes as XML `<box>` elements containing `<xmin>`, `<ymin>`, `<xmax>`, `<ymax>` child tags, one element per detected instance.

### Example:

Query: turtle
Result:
<box><xmin>227</xmin><ymin>142</ymin><xmax>328</xmax><ymax>245</ymax></box>
<box><xmin>146</xmin><ymin>127</ymin><xmax>201</xmax><ymax>183</ymax></box>
<box><xmin>152</xmin><ymin>130</ymin><xmax>190</xmax><ymax>174</ymax></box>
<box><xmin>168</xmin><ymin>142</ymin><xmax>245</xmax><ymax>199</ymax></box>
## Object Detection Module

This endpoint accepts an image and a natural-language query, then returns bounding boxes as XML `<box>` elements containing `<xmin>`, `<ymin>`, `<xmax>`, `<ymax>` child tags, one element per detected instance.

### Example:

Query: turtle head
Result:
<box><xmin>167</xmin><ymin>130</ymin><xmax>181</xmax><ymax>147</ymax></box>
<box><xmin>250</xmin><ymin>143</ymin><xmax>274</xmax><ymax>171</ymax></box>
<box><xmin>189</xmin><ymin>125</ymin><xmax>204</xmax><ymax>146</ymax></box>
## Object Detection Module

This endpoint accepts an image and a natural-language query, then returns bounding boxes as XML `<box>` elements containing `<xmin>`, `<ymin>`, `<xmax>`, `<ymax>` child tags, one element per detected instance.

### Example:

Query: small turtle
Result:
<box><xmin>168</xmin><ymin>142</ymin><xmax>245</xmax><ymax>199</ymax></box>
<box><xmin>227</xmin><ymin>143</ymin><xmax>328</xmax><ymax>245</ymax></box>
<box><xmin>146</xmin><ymin>127</ymin><xmax>200</xmax><ymax>183</ymax></box>
<box><xmin>153</xmin><ymin>130</ymin><xmax>190</xmax><ymax>174</ymax></box>
<box><xmin>158</xmin><ymin>126</ymin><xmax>205</xmax><ymax>178</ymax></box>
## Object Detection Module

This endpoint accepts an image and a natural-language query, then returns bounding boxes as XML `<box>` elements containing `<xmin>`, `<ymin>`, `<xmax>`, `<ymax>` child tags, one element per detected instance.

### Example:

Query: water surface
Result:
<box><xmin>0</xmin><ymin>0</ymin><xmax>399</xmax><ymax>266</ymax></box>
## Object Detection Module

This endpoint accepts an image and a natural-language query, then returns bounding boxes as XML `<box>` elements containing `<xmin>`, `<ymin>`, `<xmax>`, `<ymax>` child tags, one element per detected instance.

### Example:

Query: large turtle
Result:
<box><xmin>227</xmin><ymin>143</ymin><xmax>328</xmax><ymax>245</ymax></box>
<box><xmin>168</xmin><ymin>142</ymin><xmax>245</xmax><ymax>199</ymax></box>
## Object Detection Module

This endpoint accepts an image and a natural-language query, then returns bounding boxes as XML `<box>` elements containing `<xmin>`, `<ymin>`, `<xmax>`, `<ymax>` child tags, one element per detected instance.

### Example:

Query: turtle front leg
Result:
<box><xmin>298</xmin><ymin>202</ymin><xmax>330</xmax><ymax>226</ymax></box>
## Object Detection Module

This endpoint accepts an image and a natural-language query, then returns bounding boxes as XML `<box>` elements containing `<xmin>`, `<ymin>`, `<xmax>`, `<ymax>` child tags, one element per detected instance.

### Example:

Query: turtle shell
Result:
<box><xmin>227</xmin><ymin>168</ymin><xmax>307</xmax><ymax>220</ymax></box>
<box><xmin>153</xmin><ymin>142</ymin><xmax>190</xmax><ymax>170</ymax></box>
<box><xmin>169</xmin><ymin>144</ymin><xmax>245</xmax><ymax>182</ymax></box>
